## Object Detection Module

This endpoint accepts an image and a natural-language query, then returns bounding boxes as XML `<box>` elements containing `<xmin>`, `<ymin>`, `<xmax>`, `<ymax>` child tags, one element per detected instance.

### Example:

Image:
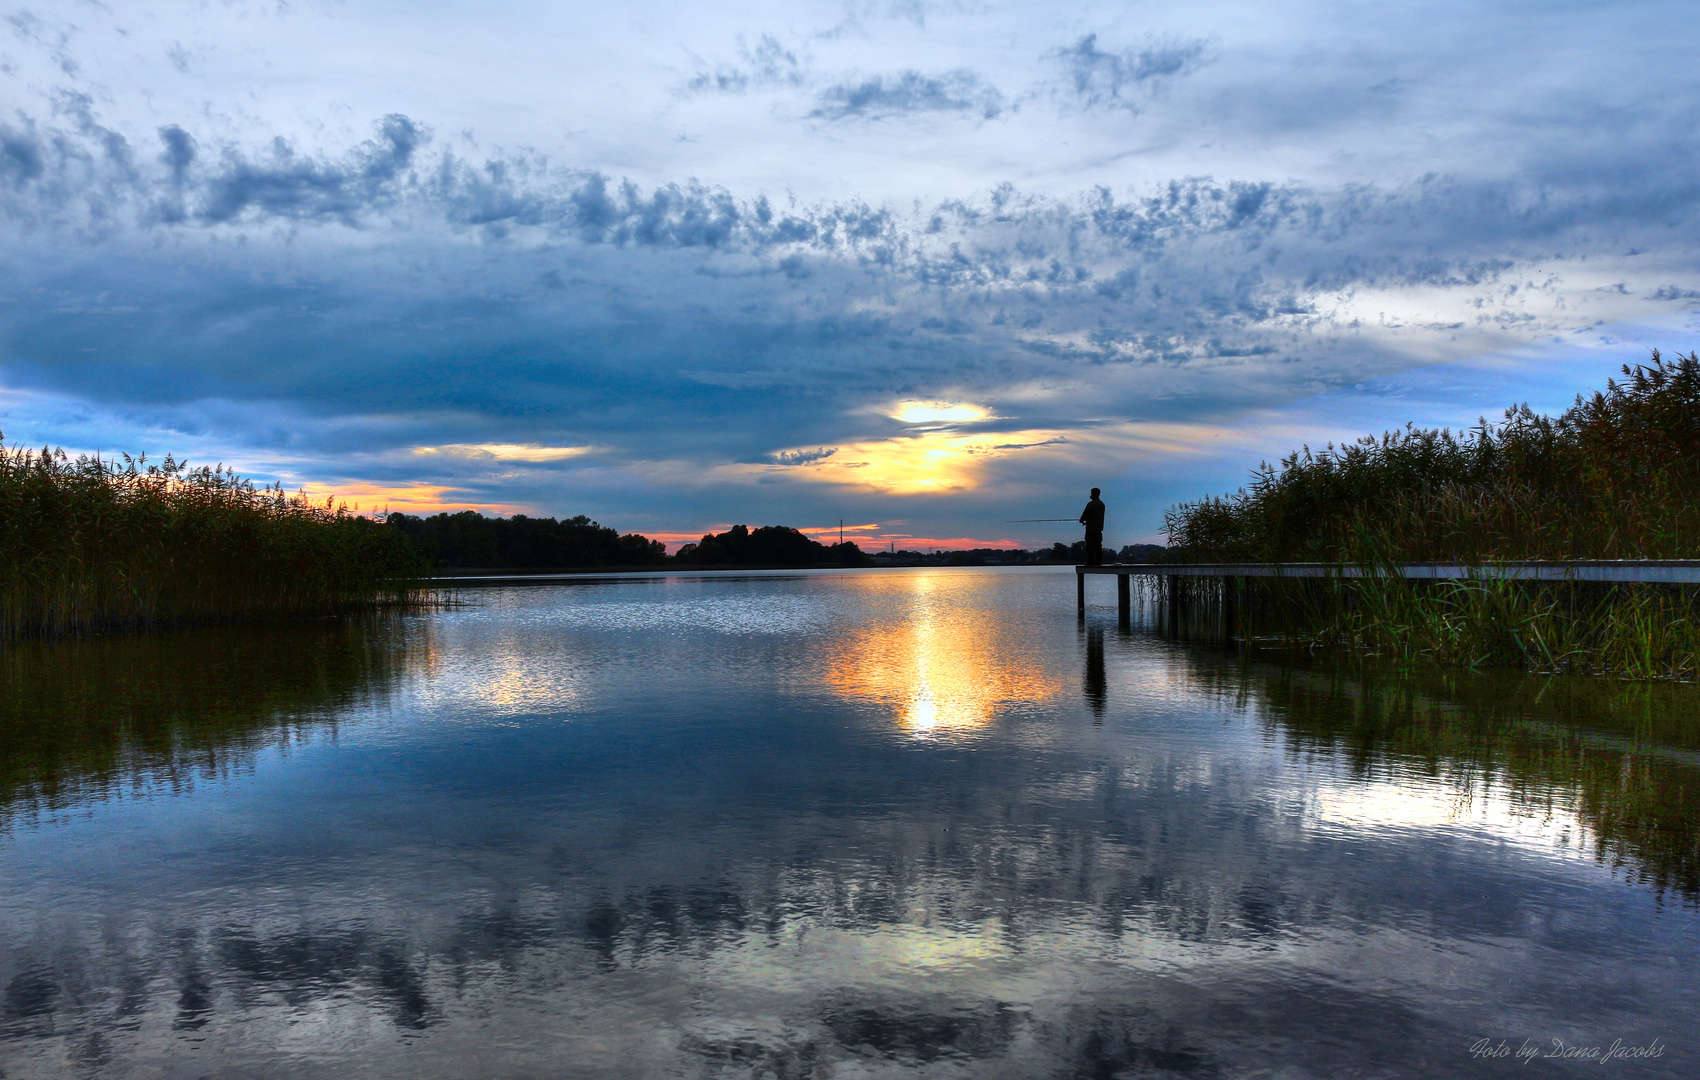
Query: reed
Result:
<box><xmin>1162</xmin><ymin>350</ymin><xmax>1700</xmax><ymax>677</ymax></box>
<box><xmin>0</xmin><ymin>437</ymin><xmax>429</xmax><ymax>642</ymax></box>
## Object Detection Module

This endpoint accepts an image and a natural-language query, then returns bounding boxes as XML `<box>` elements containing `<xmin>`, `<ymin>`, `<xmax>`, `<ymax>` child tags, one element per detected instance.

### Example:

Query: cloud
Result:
<box><xmin>1047</xmin><ymin>33</ymin><xmax>1210</xmax><ymax>111</ymax></box>
<box><xmin>412</xmin><ymin>443</ymin><xmax>590</xmax><ymax>463</ymax></box>
<box><xmin>5</xmin><ymin>0</ymin><xmax>1700</xmax><ymax>543</ymax></box>
<box><xmin>0</xmin><ymin>124</ymin><xmax>44</xmax><ymax>187</ymax></box>
<box><xmin>762</xmin><ymin>428</ymin><xmax>1071</xmax><ymax>494</ymax></box>
<box><xmin>809</xmin><ymin>70</ymin><xmax>1006</xmax><ymax>121</ymax></box>
<box><xmin>892</xmin><ymin>402</ymin><xmax>992</xmax><ymax>424</ymax></box>
<box><xmin>158</xmin><ymin>125</ymin><xmax>196</xmax><ymax>184</ymax></box>
<box><xmin>6</xmin><ymin>105</ymin><xmax>1699</xmax><ymax>474</ymax></box>
<box><xmin>682</xmin><ymin>33</ymin><xmax>807</xmax><ymax>95</ymax></box>
<box><xmin>771</xmin><ymin>447</ymin><xmax>839</xmax><ymax>466</ymax></box>
<box><xmin>199</xmin><ymin>114</ymin><xmax>426</xmax><ymax>225</ymax></box>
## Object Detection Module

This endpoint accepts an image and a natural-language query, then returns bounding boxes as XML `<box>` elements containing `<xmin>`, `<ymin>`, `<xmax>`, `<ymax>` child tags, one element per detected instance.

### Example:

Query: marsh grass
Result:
<box><xmin>0</xmin><ymin>437</ymin><xmax>429</xmax><ymax>642</ymax></box>
<box><xmin>1161</xmin><ymin>351</ymin><xmax>1700</xmax><ymax>677</ymax></box>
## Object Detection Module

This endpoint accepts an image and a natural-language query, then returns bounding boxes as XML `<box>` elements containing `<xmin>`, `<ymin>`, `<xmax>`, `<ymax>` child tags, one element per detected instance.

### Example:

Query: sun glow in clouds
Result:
<box><xmin>892</xmin><ymin>402</ymin><xmax>993</xmax><ymax>425</ymax></box>
<box><xmin>293</xmin><ymin>481</ymin><xmax>515</xmax><ymax>516</ymax></box>
<box><xmin>770</xmin><ymin>429</ymin><xmax>1067</xmax><ymax>494</ymax></box>
<box><xmin>412</xmin><ymin>443</ymin><xmax>590</xmax><ymax>463</ymax></box>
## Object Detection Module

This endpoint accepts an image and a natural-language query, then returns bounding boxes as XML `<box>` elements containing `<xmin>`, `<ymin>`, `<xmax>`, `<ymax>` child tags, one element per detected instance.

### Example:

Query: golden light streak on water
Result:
<box><xmin>822</xmin><ymin>571</ymin><xmax>1061</xmax><ymax>734</ymax></box>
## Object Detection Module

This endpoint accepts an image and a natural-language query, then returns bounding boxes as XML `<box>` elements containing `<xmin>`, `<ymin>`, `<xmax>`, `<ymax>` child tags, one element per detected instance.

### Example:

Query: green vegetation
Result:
<box><xmin>676</xmin><ymin>524</ymin><xmax>870</xmax><ymax>567</ymax></box>
<box><xmin>1161</xmin><ymin>351</ymin><xmax>1700</xmax><ymax>678</ymax></box>
<box><xmin>387</xmin><ymin>510</ymin><xmax>667</xmax><ymax>569</ymax></box>
<box><xmin>0</xmin><ymin>439</ymin><xmax>426</xmax><ymax>643</ymax></box>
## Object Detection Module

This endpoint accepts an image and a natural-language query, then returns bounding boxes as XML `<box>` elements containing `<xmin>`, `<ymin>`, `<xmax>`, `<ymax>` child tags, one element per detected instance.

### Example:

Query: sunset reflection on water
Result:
<box><xmin>4</xmin><ymin>568</ymin><xmax>1699</xmax><ymax>1079</ymax></box>
<box><xmin>821</xmin><ymin>570</ymin><xmax>1060</xmax><ymax>734</ymax></box>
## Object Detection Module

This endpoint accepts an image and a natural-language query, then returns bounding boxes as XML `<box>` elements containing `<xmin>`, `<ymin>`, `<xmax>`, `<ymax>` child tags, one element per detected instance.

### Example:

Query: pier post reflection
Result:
<box><xmin>1083</xmin><ymin>625</ymin><xmax>1106</xmax><ymax>722</ymax></box>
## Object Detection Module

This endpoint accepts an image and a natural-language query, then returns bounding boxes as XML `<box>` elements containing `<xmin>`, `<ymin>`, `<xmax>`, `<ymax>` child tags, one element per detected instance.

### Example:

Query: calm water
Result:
<box><xmin>2</xmin><ymin>566</ymin><xmax>1697</xmax><ymax>1078</ymax></box>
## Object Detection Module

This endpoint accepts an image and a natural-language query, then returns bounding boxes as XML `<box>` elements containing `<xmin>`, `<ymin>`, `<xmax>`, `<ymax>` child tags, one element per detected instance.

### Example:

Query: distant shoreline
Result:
<box><xmin>428</xmin><ymin>563</ymin><xmax>1083</xmax><ymax>581</ymax></box>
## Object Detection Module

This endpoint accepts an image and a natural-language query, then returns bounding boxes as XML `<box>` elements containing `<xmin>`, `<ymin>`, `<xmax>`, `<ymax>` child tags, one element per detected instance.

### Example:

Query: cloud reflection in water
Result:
<box><xmin>0</xmin><ymin>569</ymin><xmax>1697</xmax><ymax>1077</ymax></box>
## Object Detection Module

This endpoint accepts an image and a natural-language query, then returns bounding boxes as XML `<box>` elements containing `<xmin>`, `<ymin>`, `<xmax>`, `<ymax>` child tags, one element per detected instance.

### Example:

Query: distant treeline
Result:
<box><xmin>676</xmin><ymin>524</ymin><xmax>869</xmax><ymax>567</ymax></box>
<box><xmin>389</xmin><ymin>513</ymin><xmax>873</xmax><ymax>570</ymax></box>
<box><xmin>387</xmin><ymin>511</ymin><xmax>667</xmax><ymax>569</ymax></box>
<box><xmin>386</xmin><ymin>515</ymin><xmax>1163</xmax><ymax>571</ymax></box>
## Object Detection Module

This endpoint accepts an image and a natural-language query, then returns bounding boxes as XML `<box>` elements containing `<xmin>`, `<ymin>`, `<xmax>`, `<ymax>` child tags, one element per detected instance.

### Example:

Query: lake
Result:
<box><xmin>1</xmin><ymin>565</ymin><xmax>1696</xmax><ymax>1078</ymax></box>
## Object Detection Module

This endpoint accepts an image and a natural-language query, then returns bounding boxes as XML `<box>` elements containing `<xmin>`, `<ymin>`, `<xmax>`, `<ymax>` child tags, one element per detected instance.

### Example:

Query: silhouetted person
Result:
<box><xmin>1079</xmin><ymin>488</ymin><xmax>1106</xmax><ymax>567</ymax></box>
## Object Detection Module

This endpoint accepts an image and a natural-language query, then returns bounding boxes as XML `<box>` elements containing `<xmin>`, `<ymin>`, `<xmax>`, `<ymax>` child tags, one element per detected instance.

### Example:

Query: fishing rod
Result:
<box><xmin>1006</xmin><ymin>518</ymin><xmax>1082</xmax><ymax>522</ymax></box>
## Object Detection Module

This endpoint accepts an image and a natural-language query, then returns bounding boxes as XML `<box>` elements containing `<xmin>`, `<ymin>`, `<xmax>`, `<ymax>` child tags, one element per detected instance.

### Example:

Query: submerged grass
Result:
<box><xmin>1160</xmin><ymin>351</ymin><xmax>1700</xmax><ymax>678</ymax></box>
<box><xmin>0</xmin><ymin>437</ymin><xmax>429</xmax><ymax>642</ymax></box>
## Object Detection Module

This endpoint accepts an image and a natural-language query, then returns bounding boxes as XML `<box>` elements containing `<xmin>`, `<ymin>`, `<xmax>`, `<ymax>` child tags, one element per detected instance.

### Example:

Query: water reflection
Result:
<box><xmin>0</xmin><ymin>569</ymin><xmax>1696</xmax><ymax>1078</ymax></box>
<box><xmin>1083</xmin><ymin>625</ymin><xmax>1107</xmax><ymax>722</ymax></box>
<box><xmin>822</xmin><ymin>570</ymin><xmax>1060</xmax><ymax>735</ymax></box>
<box><xmin>1195</xmin><ymin>658</ymin><xmax>1700</xmax><ymax>900</ymax></box>
<box><xmin>0</xmin><ymin>617</ymin><xmax>415</xmax><ymax>825</ymax></box>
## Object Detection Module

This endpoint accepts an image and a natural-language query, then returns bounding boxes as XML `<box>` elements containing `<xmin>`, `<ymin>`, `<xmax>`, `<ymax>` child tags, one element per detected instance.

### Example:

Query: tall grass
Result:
<box><xmin>1167</xmin><ymin>349</ymin><xmax>1700</xmax><ymax>562</ymax></box>
<box><xmin>0</xmin><ymin>437</ymin><xmax>428</xmax><ymax>642</ymax></box>
<box><xmin>1162</xmin><ymin>351</ymin><xmax>1700</xmax><ymax>677</ymax></box>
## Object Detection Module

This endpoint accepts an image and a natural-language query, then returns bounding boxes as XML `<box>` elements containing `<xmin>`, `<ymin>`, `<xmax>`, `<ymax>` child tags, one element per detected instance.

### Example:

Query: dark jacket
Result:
<box><xmin>1080</xmin><ymin>497</ymin><xmax>1105</xmax><ymax>533</ymax></box>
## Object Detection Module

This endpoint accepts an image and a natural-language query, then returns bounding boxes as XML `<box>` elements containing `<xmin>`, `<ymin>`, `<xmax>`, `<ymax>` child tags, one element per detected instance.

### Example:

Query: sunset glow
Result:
<box><xmin>771</xmin><ymin>429</ymin><xmax>1067</xmax><ymax>495</ymax></box>
<box><xmin>412</xmin><ymin>444</ymin><xmax>590</xmax><ymax>463</ymax></box>
<box><xmin>295</xmin><ymin>482</ymin><xmax>521</xmax><ymax>517</ymax></box>
<box><xmin>892</xmin><ymin>402</ymin><xmax>993</xmax><ymax>425</ymax></box>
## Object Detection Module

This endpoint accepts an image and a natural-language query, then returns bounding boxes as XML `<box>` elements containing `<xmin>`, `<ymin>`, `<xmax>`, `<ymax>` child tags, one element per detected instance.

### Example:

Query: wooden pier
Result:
<box><xmin>1077</xmin><ymin>560</ymin><xmax>1700</xmax><ymax>631</ymax></box>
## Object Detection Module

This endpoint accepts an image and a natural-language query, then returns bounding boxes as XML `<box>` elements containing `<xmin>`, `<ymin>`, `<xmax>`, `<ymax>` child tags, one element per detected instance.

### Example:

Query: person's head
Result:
<box><xmin>1090</xmin><ymin>487</ymin><xmax>1100</xmax><ymax>498</ymax></box>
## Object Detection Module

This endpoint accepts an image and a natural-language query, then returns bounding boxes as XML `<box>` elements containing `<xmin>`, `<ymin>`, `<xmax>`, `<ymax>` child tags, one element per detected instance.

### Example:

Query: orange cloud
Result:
<box><xmin>796</xmin><ymin>522</ymin><xmax>882</xmax><ymax>537</ymax></box>
<box><xmin>294</xmin><ymin>481</ymin><xmax>524</xmax><ymax>517</ymax></box>
<box><xmin>768</xmin><ymin>428</ymin><xmax>1068</xmax><ymax>494</ymax></box>
<box><xmin>889</xmin><ymin>401</ymin><xmax>994</xmax><ymax>424</ymax></box>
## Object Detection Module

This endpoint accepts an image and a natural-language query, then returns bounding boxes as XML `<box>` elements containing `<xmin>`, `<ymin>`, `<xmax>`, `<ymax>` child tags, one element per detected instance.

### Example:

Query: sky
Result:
<box><xmin>2</xmin><ymin>0</ymin><xmax>1699</xmax><ymax>551</ymax></box>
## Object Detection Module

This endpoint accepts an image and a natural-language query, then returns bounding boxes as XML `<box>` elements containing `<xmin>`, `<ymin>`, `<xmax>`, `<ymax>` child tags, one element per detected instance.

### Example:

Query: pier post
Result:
<box><xmin>1167</xmin><ymin>576</ymin><xmax>1182</xmax><ymax>637</ymax></box>
<box><xmin>1117</xmin><ymin>572</ymin><xmax>1131</xmax><ymax>628</ymax></box>
<box><xmin>1077</xmin><ymin>569</ymin><xmax>1085</xmax><ymax>616</ymax></box>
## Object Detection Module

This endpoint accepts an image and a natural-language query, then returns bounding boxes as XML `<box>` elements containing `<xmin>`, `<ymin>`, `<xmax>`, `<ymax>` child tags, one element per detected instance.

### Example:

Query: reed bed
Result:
<box><xmin>0</xmin><ymin>438</ymin><xmax>428</xmax><ymax>642</ymax></box>
<box><xmin>1157</xmin><ymin>350</ymin><xmax>1700</xmax><ymax>677</ymax></box>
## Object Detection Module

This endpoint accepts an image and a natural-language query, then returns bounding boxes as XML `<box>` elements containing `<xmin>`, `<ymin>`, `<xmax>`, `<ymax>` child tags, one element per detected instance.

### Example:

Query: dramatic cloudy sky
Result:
<box><xmin>3</xmin><ymin>1</ymin><xmax>1699</xmax><ymax>548</ymax></box>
